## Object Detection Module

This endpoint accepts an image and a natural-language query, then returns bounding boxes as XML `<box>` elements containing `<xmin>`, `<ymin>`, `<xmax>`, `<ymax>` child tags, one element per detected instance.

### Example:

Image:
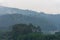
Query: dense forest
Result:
<box><xmin>0</xmin><ymin>23</ymin><xmax>60</xmax><ymax>40</ymax></box>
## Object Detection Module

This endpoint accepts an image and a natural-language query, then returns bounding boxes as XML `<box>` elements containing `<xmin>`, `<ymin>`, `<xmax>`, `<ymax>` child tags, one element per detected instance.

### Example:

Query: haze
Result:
<box><xmin>0</xmin><ymin>0</ymin><xmax>60</xmax><ymax>14</ymax></box>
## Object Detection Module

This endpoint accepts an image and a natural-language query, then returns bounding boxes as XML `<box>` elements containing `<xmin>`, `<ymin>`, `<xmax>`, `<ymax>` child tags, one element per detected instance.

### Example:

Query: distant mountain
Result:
<box><xmin>0</xmin><ymin>6</ymin><xmax>60</xmax><ymax>32</ymax></box>
<box><xmin>0</xmin><ymin>14</ymin><xmax>57</xmax><ymax>32</ymax></box>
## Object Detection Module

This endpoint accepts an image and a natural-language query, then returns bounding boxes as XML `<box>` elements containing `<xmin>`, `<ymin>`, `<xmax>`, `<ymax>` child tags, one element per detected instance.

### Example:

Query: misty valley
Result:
<box><xmin>0</xmin><ymin>6</ymin><xmax>60</xmax><ymax>40</ymax></box>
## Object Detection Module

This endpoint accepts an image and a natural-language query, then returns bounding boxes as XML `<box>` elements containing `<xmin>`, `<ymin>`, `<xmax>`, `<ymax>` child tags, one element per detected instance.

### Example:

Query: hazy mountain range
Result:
<box><xmin>0</xmin><ymin>6</ymin><xmax>60</xmax><ymax>33</ymax></box>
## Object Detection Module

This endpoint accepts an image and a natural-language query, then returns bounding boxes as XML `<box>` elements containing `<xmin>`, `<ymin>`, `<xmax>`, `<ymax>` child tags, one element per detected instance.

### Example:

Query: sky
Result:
<box><xmin>0</xmin><ymin>0</ymin><xmax>60</xmax><ymax>14</ymax></box>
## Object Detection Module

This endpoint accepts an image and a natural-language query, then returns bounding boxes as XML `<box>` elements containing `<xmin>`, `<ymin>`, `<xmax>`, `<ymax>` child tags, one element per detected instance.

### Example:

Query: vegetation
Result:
<box><xmin>0</xmin><ymin>23</ymin><xmax>60</xmax><ymax>40</ymax></box>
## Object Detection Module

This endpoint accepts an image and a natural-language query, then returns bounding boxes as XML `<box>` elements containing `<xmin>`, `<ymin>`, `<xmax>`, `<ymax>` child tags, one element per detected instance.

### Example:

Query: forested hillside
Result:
<box><xmin>0</xmin><ymin>24</ymin><xmax>60</xmax><ymax>40</ymax></box>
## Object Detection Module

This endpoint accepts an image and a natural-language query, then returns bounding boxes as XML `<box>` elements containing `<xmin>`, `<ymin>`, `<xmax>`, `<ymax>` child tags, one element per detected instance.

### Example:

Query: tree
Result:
<box><xmin>12</xmin><ymin>24</ymin><xmax>32</xmax><ymax>40</ymax></box>
<box><xmin>11</xmin><ymin>23</ymin><xmax>41</xmax><ymax>40</ymax></box>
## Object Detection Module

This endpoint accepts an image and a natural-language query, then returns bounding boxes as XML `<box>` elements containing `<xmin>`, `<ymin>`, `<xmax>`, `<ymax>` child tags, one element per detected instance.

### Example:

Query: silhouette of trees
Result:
<box><xmin>12</xmin><ymin>23</ymin><xmax>41</xmax><ymax>40</ymax></box>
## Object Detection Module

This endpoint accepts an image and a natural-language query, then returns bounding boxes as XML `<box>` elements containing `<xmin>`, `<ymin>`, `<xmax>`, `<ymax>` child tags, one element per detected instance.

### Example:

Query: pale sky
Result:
<box><xmin>0</xmin><ymin>0</ymin><xmax>60</xmax><ymax>14</ymax></box>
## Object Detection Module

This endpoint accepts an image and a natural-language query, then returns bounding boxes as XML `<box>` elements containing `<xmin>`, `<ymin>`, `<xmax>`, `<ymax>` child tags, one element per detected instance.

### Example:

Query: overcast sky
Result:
<box><xmin>0</xmin><ymin>0</ymin><xmax>60</xmax><ymax>14</ymax></box>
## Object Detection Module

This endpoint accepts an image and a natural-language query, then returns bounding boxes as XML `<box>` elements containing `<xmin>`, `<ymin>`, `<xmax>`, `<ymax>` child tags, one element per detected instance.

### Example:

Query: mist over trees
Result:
<box><xmin>0</xmin><ymin>23</ymin><xmax>60</xmax><ymax>40</ymax></box>
<box><xmin>0</xmin><ymin>6</ymin><xmax>60</xmax><ymax>40</ymax></box>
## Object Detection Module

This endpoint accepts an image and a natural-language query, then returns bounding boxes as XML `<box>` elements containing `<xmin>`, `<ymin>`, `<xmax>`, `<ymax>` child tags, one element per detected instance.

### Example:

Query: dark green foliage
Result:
<box><xmin>18</xmin><ymin>33</ymin><xmax>43</xmax><ymax>40</ymax></box>
<box><xmin>1</xmin><ymin>23</ymin><xmax>60</xmax><ymax>40</ymax></box>
<box><xmin>11</xmin><ymin>23</ymin><xmax>60</xmax><ymax>40</ymax></box>
<box><xmin>12</xmin><ymin>24</ymin><xmax>33</xmax><ymax>35</ymax></box>
<box><xmin>13</xmin><ymin>33</ymin><xmax>60</xmax><ymax>40</ymax></box>
<box><xmin>12</xmin><ymin>23</ymin><xmax>41</xmax><ymax>40</ymax></box>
